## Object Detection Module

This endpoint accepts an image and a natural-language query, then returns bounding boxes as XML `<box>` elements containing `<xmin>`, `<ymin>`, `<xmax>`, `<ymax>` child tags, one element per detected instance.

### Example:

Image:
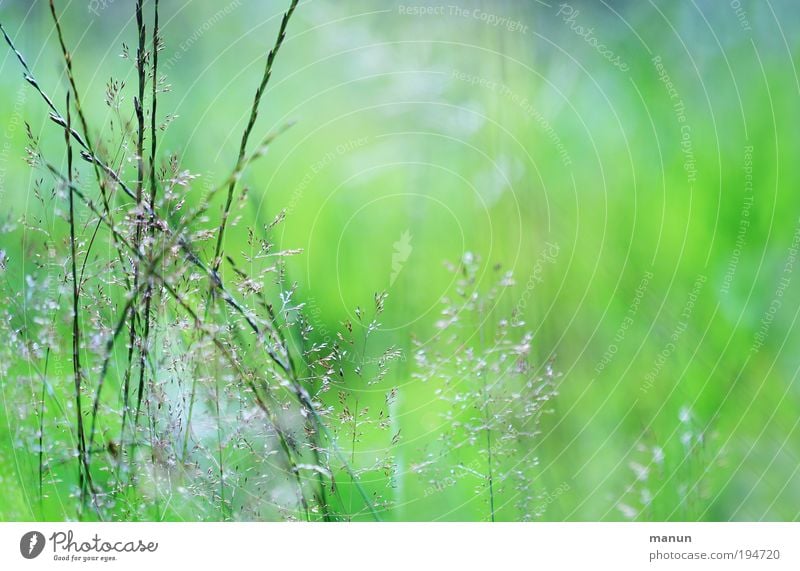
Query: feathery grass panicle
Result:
<box><xmin>0</xmin><ymin>0</ymin><xmax>395</xmax><ymax>522</ymax></box>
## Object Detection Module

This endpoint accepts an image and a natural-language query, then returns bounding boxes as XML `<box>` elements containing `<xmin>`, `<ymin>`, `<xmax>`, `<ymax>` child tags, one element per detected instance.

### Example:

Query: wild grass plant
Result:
<box><xmin>0</xmin><ymin>0</ymin><xmax>557</xmax><ymax>522</ymax></box>
<box><xmin>411</xmin><ymin>254</ymin><xmax>559</xmax><ymax>521</ymax></box>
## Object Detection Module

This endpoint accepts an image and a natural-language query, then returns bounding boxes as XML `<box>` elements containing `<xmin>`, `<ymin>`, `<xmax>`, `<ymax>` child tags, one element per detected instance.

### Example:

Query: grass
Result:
<box><xmin>3</xmin><ymin>0</ymin><xmax>542</xmax><ymax>523</ymax></box>
<box><xmin>0</xmin><ymin>0</ymin><xmax>799</xmax><ymax>522</ymax></box>
<box><xmin>2</xmin><ymin>0</ymin><xmax>355</xmax><ymax>521</ymax></box>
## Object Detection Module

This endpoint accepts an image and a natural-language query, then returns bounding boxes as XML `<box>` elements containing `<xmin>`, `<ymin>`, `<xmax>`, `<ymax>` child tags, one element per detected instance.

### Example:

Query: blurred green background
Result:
<box><xmin>1</xmin><ymin>0</ymin><xmax>799</xmax><ymax>521</ymax></box>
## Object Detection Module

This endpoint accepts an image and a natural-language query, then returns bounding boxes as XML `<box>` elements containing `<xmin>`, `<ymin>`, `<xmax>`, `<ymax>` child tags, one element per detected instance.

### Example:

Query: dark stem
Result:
<box><xmin>210</xmin><ymin>0</ymin><xmax>298</xmax><ymax>274</ymax></box>
<box><xmin>46</xmin><ymin>0</ymin><xmax>126</xmax><ymax>285</ymax></box>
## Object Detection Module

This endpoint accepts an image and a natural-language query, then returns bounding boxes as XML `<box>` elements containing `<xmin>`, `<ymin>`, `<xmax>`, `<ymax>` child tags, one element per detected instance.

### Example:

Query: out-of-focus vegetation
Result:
<box><xmin>0</xmin><ymin>0</ymin><xmax>799</xmax><ymax>521</ymax></box>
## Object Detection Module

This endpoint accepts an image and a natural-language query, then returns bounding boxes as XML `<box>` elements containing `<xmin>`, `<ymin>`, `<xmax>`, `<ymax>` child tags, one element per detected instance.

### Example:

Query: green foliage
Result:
<box><xmin>0</xmin><ymin>0</ymin><xmax>798</xmax><ymax>522</ymax></box>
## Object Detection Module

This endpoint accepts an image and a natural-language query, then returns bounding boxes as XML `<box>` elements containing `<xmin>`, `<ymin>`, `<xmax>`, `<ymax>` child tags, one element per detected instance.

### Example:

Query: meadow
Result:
<box><xmin>0</xmin><ymin>0</ymin><xmax>798</xmax><ymax>521</ymax></box>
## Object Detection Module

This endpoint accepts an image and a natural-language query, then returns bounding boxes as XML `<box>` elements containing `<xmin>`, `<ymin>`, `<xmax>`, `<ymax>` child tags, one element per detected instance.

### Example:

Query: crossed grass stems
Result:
<box><xmin>1</xmin><ymin>0</ymin><xmax>385</xmax><ymax>521</ymax></box>
<box><xmin>3</xmin><ymin>0</ymin><xmax>560</xmax><ymax>523</ymax></box>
